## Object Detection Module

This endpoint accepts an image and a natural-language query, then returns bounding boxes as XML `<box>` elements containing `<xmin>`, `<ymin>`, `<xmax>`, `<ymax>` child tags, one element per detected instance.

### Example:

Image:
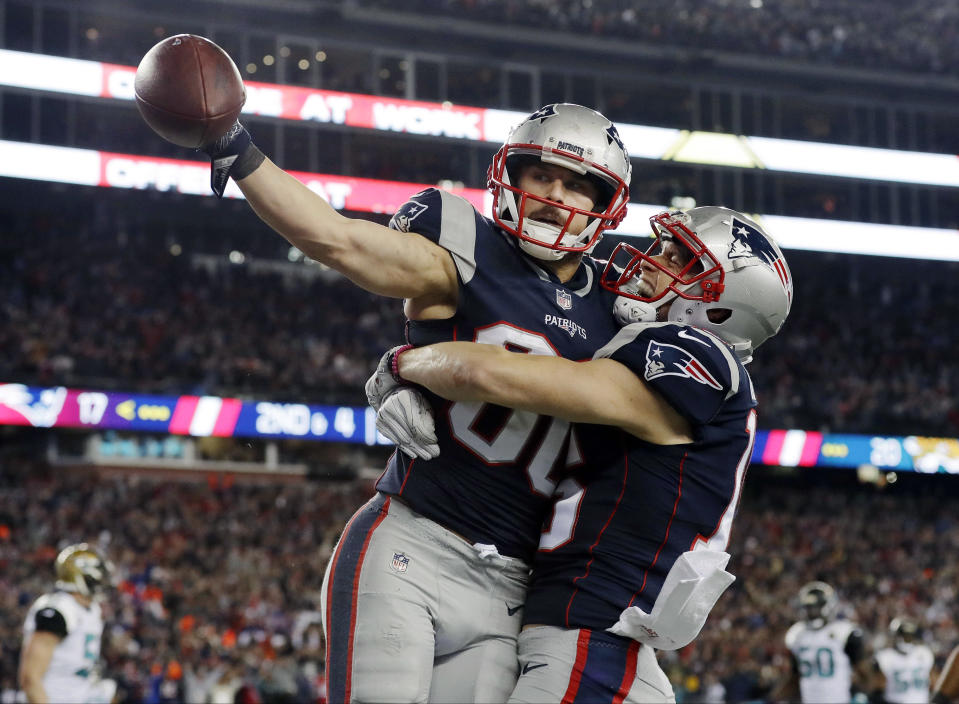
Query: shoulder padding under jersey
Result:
<box><xmin>389</xmin><ymin>187</ymin><xmax>480</xmax><ymax>284</ymax></box>
<box><xmin>785</xmin><ymin>619</ymin><xmax>857</xmax><ymax>651</ymax></box>
<box><xmin>593</xmin><ymin>322</ymin><xmax>743</xmax><ymax>425</ymax></box>
<box><xmin>30</xmin><ymin>592</ymin><xmax>81</xmax><ymax>635</ymax></box>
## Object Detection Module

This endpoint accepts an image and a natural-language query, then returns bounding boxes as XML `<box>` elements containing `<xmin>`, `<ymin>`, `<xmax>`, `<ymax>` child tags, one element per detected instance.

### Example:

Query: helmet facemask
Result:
<box><xmin>603</xmin><ymin>211</ymin><xmax>724</xmax><ymax>324</ymax></box>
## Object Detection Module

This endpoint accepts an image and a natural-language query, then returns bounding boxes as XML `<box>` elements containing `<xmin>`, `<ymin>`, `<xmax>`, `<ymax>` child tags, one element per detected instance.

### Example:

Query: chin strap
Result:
<box><xmin>614</xmin><ymin>296</ymin><xmax>659</xmax><ymax>325</ymax></box>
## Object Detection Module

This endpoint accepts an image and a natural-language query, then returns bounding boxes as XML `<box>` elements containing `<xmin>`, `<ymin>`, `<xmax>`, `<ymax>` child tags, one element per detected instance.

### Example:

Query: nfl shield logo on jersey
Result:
<box><xmin>390</xmin><ymin>552</ymin><xmax>410</xmax><ymax>573</ymax></box>
<box><xmin>555</xmin><ymin>289</ymin><xmax>572</xmax><ymax>310</ymax></box>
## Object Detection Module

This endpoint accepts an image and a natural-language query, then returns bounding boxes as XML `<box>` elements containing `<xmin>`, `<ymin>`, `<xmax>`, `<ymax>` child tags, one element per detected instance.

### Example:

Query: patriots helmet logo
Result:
<box><xmin>525</xmin><ymin>104</ymin><xmax>557</xmax><ymax>124</ymax></box>
<box><xmin>644</xmin><ymin>341</ymin><xmax>722</xmax><ymax>390</ymax></box>
<box><xmin>606</xmin><ymin>124</ymin><xmax>626</xmax><ymax>154</ymax></box>
<box><xmin>728</xmin><ymin>217</ymin><xmax>791</xmax><ymax>294</ymax></box>
<box><xmin>389</xmin><ymin>195</ymin><xmax>430</xmax><ymax>233</ymax></box>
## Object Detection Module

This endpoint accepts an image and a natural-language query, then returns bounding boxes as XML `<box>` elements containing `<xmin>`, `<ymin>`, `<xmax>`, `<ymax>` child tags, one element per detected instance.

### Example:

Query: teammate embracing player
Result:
<box><xmin>175</xmin><ymin>96</ymin><xmax>633</xmax><ymax>702</ymax></box>
<box><xmin>369</xmin><ymin>206</ymin><xmax>793</xmax><ymax>701</ymax></box>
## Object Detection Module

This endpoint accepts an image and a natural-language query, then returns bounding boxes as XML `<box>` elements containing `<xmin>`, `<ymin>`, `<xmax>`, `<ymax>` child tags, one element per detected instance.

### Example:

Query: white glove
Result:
<box><xmin>607</xmin><ymin>550</ymin><xmax>735</xmax><ymax>650</ymax></box>
<box><xmin>376</xmin><ymin>387</ymin><xmax>440</xmax><ymax>460</ymax></box>
<box><xmin>365</xmin><ymin>345</ymin><xmax>413</xmax><ymax>411</ymax></box>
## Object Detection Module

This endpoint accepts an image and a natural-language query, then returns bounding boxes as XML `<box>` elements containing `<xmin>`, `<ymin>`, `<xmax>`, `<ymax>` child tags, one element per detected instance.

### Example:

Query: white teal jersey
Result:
<box><xmin>22</xmin><ymin>591</ymin><xmax>104</xmax><ymax>703</ymax></box>
<box><xmin>876</xmin><ymin>644</ymin><xmax>935</xmax><ymax>704</ymax></box>
<box><xmin>785</xmin><ymin>620</ymin><xmax>856</xmax><ymax>704</ymax></box>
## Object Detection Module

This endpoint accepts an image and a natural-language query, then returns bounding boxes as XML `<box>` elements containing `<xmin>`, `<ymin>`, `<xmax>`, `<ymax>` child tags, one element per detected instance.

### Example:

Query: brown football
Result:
<box><xmin>134</xmin><ymin>34</ymin><xmax>246</xmax><ymax>149</ymax></box>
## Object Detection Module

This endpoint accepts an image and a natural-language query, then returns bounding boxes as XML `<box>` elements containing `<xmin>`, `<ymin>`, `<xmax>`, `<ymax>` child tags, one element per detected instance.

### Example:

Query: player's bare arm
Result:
<box><xmin>934</xmin><ymin>644</ymin><xmax>959</xmax><ymax>703</ymax></box>
<box><xmin>134</xmin><ymin>35</ymin><xmax>458</xmax><ymax>310</ymax></box>
<box><xmin>235</xmin><ymin>161</ymin><xmax>459</xmax><ymax>307</ymax></box>
<box><xmin>18</xmin><ymin>631</ymin><xmax>59</xmax><ymax>704</ymax></box>
<box><xmin>397</xmin><ymin>342</ymin><xmax>692</xmax><ymax>444</ymax></box>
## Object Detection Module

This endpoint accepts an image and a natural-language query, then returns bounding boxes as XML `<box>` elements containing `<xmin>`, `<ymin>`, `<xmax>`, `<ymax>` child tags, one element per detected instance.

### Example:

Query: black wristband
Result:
<box><xmin>231</xmin><ymin>144</ymin><xmax>266</xmax><ymax>181</ymax></box>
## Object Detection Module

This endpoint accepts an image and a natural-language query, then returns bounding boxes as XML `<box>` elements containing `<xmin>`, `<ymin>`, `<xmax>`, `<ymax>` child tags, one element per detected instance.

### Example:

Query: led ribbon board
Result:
<box><xmin>2</xmin><ymin>382</ymin><xmax>958</xmax><ymax>472</ymax></box>
<box><xmin>2</xmin><ymin>49</ymin><xmax>959</xmax><ymax>188</ymax></box>
<box><xmin>2</xmin><ymin>140</ymin><xmax>958</xmax><ymax>260</ymax></box>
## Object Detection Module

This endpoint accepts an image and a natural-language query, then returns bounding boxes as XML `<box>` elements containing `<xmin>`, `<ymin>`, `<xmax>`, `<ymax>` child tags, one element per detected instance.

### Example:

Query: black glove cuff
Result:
<box><xmin>203</xmin><ymin>123</ymin><xmax>265</xmax><ymax>197</ymax></box>
<box><xmin>231</xmin><ymin>144</ymin><xmax>265</xmax><ymax>181</ymax></box>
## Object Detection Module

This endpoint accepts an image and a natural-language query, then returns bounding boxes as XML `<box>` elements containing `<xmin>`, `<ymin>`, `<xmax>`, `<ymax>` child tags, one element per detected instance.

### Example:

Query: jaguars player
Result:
<box><xmin>19</xmin><ymin>543</ymin><xmax>115</xmax><ymax>704</ymax></box>
<box><xmin>875</xmin><ymin>618</ymin><xmax>936</xmax><ymax>704</ymax></box>
<box><xmin>369</xmin><ymin>207</ymin><xmax>792</xmax><ymax>702</ymax></box>
<box><xmin>777</xmin><ymin>581</ymin><xmax>871</xmax><ymax>704</ymax></box>
<box><xmin>194</xmin><ymin>101</ymin><xmax>632</xmax><ymax>702</ymax></box>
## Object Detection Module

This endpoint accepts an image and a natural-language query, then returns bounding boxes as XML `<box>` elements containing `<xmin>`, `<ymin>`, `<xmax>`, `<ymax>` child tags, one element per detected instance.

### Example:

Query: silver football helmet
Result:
<box><xmin>602</xmin><ymin>207</ymin><xmax>793</xmax><ymax>363</ymax></box>
<box><xmin>487</xmin><ymin>103</ymin><xmax>631</xmax><ymax>261</ymax></box>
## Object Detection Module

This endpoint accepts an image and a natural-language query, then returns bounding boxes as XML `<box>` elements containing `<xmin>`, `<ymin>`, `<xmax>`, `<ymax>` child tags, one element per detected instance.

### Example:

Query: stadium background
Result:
<box><xmin>1</xmin><ymin>0</ymin><xmax>957</xmax><ymax>701</ymax></box>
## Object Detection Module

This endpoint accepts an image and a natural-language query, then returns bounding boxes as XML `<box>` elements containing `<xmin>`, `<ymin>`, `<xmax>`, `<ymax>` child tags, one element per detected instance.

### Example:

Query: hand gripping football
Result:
<box><xmin>134</xmin><ymin>34</ymin><xmax>246</xmax><ymax>148</ymax></box>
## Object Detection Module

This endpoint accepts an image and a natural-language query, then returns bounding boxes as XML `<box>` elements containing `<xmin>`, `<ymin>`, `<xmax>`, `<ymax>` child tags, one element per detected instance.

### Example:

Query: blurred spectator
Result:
<box><xmin>355</xmin><ymin>0</ymin><xmax>959</xmax><ymax>76</ymax></box>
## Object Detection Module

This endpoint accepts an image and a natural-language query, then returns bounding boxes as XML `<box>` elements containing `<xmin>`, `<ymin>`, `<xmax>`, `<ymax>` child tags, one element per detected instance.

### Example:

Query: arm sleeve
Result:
<box><xmin>33</xmin><ymin>607</ymin><xmax>68</xmax><ymax>638</ymax></box>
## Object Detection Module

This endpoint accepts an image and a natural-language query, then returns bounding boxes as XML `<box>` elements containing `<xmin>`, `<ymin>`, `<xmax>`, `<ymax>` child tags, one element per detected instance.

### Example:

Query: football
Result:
<box><xmin>134</xmin><ymin>34</ymin><xmax>246</xmax><ymax>149</ymax></box>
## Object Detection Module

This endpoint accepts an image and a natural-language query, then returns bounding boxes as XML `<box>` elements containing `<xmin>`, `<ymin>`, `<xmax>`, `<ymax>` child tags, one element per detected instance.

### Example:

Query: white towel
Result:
<box><xmin>607</xmin><ymin>550</ymin><xmax>735</xmax><ymax>650</ymax></box>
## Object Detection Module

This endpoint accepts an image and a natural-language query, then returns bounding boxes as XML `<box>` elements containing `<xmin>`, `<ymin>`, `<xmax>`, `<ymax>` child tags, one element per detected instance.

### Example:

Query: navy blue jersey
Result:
<box><xmin>375</xmin><ymin>188</ymin><xmax>621</xmax><ymax>561</ymax></box>
<box><xmin>523</xmin><ymin>322</ymin><xmax>757</xmax><ymax>629</ymax></box>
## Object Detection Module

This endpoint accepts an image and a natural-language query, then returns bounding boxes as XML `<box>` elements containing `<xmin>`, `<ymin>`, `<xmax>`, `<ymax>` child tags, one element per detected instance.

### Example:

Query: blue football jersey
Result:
<box><xmin>375</xmin><ymin>188</ymin><xmax>621</xmax><ymax>561</ymax></box>
<box><xmin>523</xmin><ymin>322</ymin><xmax>757</xmax><ymax>629</ymax></box>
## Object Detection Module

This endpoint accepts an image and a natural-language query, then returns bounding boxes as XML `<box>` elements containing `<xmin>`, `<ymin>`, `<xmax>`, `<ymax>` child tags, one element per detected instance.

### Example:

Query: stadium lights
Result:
<box><xmin>2</xmin><ymin>138</ymin><xmax>957</xmax><ymax>261</ymax></box>
<box><xmin>2</xmin><ymin>48</ymin><xmax>959</xmax><ymax>189</ymax></box>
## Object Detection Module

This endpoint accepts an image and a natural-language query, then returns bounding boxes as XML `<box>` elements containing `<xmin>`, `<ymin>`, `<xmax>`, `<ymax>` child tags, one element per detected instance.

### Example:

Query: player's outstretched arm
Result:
<box><xmin>396</xmin><ymin>342</ymin><xmax>692</xmax><ymax>444</ymax></box>
<box><xmin>18</xmin><ymin>631</ymin><xmax>59</xmax><ymax>704</ymax></box>
<box><xmin>232</xmin><ymin>156</ymin><xmax>457</xmax><ymax>300</ymax></box>
<box><xmin>934</xmin><ymin>644</ymin><xmax>959</xmax><ymax>704</ymax></box>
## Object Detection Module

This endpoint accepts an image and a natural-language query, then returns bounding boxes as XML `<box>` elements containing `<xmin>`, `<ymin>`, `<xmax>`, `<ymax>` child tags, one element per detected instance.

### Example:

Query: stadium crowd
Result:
<box><xmin>47</xmin><ymin>0</ymin><xmax>959</xmax><ymax>78</ymax></box>
<box><xmin>0</xmin><ymin>462</ymin><xmax>956</xmax><ymax>703</ymax></box>
<box><xmin>2</xmin><ymin>202</ymin><xmax>958</xmax><ymax>438</ymax></box>
<box><xmin>357</xmin><ymin>0</ymin><xmax>959</xmax><ymax>76</ymax></box>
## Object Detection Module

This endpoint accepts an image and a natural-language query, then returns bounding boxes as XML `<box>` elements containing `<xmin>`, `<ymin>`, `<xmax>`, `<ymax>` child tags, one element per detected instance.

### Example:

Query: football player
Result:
<box><xmin>19</xmin><ymin>543</ymin><xmax>116</xmax><ymax>704</ymax></box>
<box><xmin>366</xmin><ymin>207</ymin><xmax>792</xmax><ymax>702</ymax></box>
<box><xmin>196</xmin><ymin>102</ymin><xmax>632</xmax><ymax>702</ymax></box>
<box><xmin>874</xmin><ymin>618</ymin><xmax>936</xmax><ymax>704</ymax></box>
<box><xmin>776</xmin><ymin>581</ymin><xmax>872</xmax><ymax>703</ymax></box>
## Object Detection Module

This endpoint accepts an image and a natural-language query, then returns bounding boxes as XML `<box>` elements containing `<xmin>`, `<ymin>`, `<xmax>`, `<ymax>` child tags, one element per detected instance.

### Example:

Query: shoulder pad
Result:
<box><xmin>33</xmin><ymin>592</ymin><xmax>80</xmax><ymax>634</ymax></box>
<box><xmin>389</xmin><ymin>188</ymin><xmax>480</xmax><ymax>284</ymax></box>
<box><xmin>784</xmin><ymin>621</ymin><xmax>804</xmax><ymax>649</ymax></box>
